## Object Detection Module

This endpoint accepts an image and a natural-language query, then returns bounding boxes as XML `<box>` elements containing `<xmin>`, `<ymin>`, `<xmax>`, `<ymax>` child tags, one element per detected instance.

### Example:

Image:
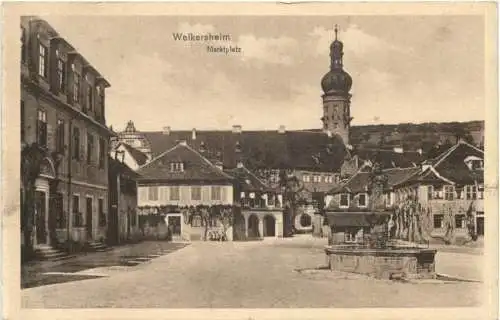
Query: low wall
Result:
<box><xmin>325</xmin><ymin>246</ymin><xmax>437</xmax><ymax>280</ymax></box>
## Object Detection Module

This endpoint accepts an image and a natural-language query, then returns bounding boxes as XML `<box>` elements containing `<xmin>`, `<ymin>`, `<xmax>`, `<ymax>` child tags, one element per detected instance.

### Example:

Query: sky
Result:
<box><xmin>43</xmin><ymin>15</ymin><xmax>485</xmax><ymax>132</ymax></box>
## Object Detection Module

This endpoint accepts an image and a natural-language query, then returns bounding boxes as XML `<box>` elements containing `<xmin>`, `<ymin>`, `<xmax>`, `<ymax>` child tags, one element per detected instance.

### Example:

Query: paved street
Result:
<box><xmin>22</xmin><ymin>236</ymin><xmax>484</xmax><ymax>308</ymax></box>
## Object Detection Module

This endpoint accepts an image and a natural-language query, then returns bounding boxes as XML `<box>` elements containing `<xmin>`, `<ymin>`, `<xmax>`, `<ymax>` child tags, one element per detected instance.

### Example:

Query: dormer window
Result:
<box><xmin>170</xmin><ymin>162</ymin><xmax>184</xmax><ymax>172</ymax></box>
<box><xmin>464</xmin><ymin>156</ymin><xmax>484</xmax><ymax>171</ymax></box>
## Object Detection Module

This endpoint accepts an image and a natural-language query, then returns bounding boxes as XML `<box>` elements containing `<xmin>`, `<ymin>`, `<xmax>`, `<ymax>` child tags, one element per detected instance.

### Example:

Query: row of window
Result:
<box><xmin>339</xmin><ymin>193</ymin><xmax>367</xmax><ymax>208</ymax></box>
<box><xmin>427</xmin><ymin>185</ymin><xmax>484</xmax><ymax>201</ymax></box>
<box><xmin>71</xmin><ymin>195</ymin><xmax>106</xmax><ymax>227</ymax></box>
<box><xmin>49</xmin><ymin>194</ymin><xmax>106</xmax><ymax>228</ymax></box>
<box><xmin>433</xmin><ymin>214</ymin><xmax>469</xmax><ymax>229</ymax></box>
<box><xmin>302</xmin><ymin>174</ymin><xmax>339</xmax><ymax>184</ymax></box>
<box><xmin>21</xmin><ymin>27</ymin><xmax>105</xmax><ymax>118</ymax></box>
<box><xmin>22</xmin><ymin>103</ymin><xmax>107</xmax><ymax>168</ymax></box>
<box><xmin>146</xmin><ymin>186</ymin><xmax>223</xmax><ymax>202</ymax></box>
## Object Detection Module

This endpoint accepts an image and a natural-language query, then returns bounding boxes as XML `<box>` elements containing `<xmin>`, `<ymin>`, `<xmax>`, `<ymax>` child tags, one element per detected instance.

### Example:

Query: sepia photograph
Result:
<box><xmin>2</xmin><ymin>2</ymin><xmax>498</xmax><ymax>320</ymax></box>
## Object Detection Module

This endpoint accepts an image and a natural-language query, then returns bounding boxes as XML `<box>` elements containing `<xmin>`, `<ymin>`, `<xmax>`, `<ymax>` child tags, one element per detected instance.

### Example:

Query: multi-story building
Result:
<box><xmin>21</xmin><ymin>17</ymin><xmax>114</xmax><ymax>249</ymax></box>
<box><xmin>392</xmin><ymin>140</ymin><xmax>485</xmax><ymax>239</ymax></box>
<box><xmin>225</xmin><ymin>162</ymin><xmax>284</xmax><ymax>239</ymax></box>
<box><xmin>325</xmin><ymin>165</ymin><xmax>419</xmax><ymax>243</ymax></box>
<box><xmin>136</xmin><ymin>140</ymin><xmax>235</xmax><ymax>241</ymax></box>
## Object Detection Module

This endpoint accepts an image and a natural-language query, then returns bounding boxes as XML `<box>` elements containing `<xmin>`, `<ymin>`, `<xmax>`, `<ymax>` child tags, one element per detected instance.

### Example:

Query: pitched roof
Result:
<box><xmin>225</xmin><ymin>165</ymin><xmax>275</xmax><ymax>193</ymax></box>
<box><xmin>117</xmin><ymin>142</ymin><xmax>148</xmax><ymax>166</ymax></box>
<box><xmin>399</xmin><ymin>141</ymin><xmax>484</xmax><ymax>186</ymax></box>
<box><xmin>325</xmin><ymin>212</ymin><xmax>391</xmax><ymax>227</ymax></box>
<box><xmin>351</xmin><ymin>147</ymin><xmax>423</xmax><ymax>169</ymax></box>
<box><xmin>142</xmin><ymin>130</ymin><xmax>347</xmax><ymax>172</ymax></box>
<box><xmin>329</xmin><ymin>167</ymin><xmax>421</xmax><ymax>194</ymax></box>
<box><xmin>108</xmin><ymin>157</ymin><xmax>141</xmax><ymax>180</ymax></box>
<box><xmin>136</xmin><ymin>142</ymin><xmax>234</xmax><ymax>183</ymax></box>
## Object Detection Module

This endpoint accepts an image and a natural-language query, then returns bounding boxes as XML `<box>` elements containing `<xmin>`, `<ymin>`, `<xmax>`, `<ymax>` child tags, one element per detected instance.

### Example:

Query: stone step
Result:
<box><xmin>34</xmin><ymin>246</ymin><xmax>73</xmax><ymax>262</ymax></box>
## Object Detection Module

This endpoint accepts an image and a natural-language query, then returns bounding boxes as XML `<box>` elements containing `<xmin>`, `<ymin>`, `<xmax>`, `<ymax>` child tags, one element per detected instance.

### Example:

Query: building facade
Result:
<box><xmin>108</xmin><ymin>157</ymin><xmax>141</xmax><ymax>245</ymax></box>
<box><xmin>136</xmin><ymin>141</ymin><xmax>235</xmax><ymax>241</ymax></box>
<box><xmin>392</xmin><ymin>141</ymin><xmax>485</xmax><ymax>239</ymax></box>
<box><xmin>325</xmin><ymin>141</ymin><xmax>484</xmax><ymax>244</ymax></box>
<box><xmin>226</xmin><ymin>163</ymin><xmax>284</xmax><ymax>239</ymax></box>
<box><xmin>21</xmin><ymin>17</ymin><xmax>113</xmax><ymax>248</ymax></box>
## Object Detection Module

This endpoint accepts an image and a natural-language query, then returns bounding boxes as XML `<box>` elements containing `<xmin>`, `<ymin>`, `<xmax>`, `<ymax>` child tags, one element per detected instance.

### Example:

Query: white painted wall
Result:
<box><xmin>112</xmin><ymin>145</ymin><xmax>140</xmax><ymax>171</ymax></box>
<box><xmin>138</xmin><ymin>184</ymin><xmax>233</xmax><ymax>207</ymax></box>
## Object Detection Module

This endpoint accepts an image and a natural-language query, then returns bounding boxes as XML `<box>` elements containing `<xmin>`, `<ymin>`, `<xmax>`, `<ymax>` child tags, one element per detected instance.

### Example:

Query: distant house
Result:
<box><xmin>108</xmin><ymin>156</ymin><xmax>141</xmax><ymax>244</ymax></box>
<box><xmin>340</xmin><ymin>146</ymin><xmax>423</xmax><ymax>178</ymax></box>
<box><xmin>226</xmin><ymin>162</ymin><xmax>283</xmax><ymax>239</ymax></box>
<box><xmin>392</xmin><ymin>141</ymin><xmax>485</xmax><ymax>238</ymax></box>
<box><xmin>111</xmin><ymin>142</ymin><xmax>148</xmax><ymax>171</ymax></box>
<box><xmin>325</xmin><ymin>166</ymin><xmax>419</xmax><ymax>244</ymax></box>
<box><xmin>136</xmin><ymin>140</ymin><xmax>235</xmax><ymax>241</ymax></box>
<box><xmin>325</xmin><ymin>140</ymin><xmax>485</xmax><ymax>244</ymax></box>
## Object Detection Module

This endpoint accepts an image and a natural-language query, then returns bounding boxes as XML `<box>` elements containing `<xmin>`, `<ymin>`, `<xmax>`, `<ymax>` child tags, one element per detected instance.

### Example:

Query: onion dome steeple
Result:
<box><xmin>321</xmin><ymin>24</ymin><xmax>352</xmax><ymax>94</ymax></box>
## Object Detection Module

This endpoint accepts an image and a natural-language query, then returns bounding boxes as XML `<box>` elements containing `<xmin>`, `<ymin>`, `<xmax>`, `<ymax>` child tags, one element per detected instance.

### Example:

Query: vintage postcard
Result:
<box><xmin>2</xmin><ymin>2</ymin><xmax>498</xmax><ymax>320</ymax></box>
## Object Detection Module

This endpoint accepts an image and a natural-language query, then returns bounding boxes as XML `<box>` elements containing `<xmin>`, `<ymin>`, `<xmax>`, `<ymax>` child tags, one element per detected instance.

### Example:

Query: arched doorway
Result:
<box><xmin>300</xmin><ymin>214</ymin><xmax>312</xmax><ymax>228</ymax></box>
<box><xmin>263</xmin><ymin>215</ymin><xmax>276</xmax><ymax>237</ymax></box>
<box><xmin>248</xmin><ymin>214</ymin><xmax>259</xmax><ymax>238</ymax></box>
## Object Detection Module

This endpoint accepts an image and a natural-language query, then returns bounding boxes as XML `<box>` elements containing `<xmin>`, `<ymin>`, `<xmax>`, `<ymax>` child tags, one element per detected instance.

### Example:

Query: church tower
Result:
<box><xmin>320</xmin><ymin>25</ymin><xmax>353</xmax><ymax>145</ymax></box>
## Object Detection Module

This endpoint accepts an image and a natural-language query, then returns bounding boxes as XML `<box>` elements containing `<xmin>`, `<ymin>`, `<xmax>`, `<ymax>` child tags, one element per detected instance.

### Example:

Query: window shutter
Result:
<box><xmin>139</xmin><ymin>187</ymin><xmax>147</xmax><ymax>202</ymax></box>
<box><xmin>222</xmin><ymin>187</ymin><xmax>227</xmax><ymax>202</ymax></box>
<box><xmin>46</xmin><ymin>123</ymin><xmax>54</xmax><ymax>149</ymax></box>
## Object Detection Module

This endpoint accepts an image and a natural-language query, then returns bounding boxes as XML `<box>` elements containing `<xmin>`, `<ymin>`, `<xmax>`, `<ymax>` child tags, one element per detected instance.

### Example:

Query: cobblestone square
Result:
<box><xmin>22</xmin><ymin>237</ymin><xmax>484</xmax><ymax>308</ymax></box>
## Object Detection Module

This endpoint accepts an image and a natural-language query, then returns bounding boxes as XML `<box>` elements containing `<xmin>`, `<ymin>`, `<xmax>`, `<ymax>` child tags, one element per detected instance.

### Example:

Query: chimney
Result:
<box><xmin>278</xmin><ymin>125</ymin><xmax>286</xmax><ymax>134</ymax></box>
<box><xmin>163</xmin><ymin>126</ymin><xmax>171</xmax><ymax>135</ymax></box>
<box><xmin>393</xmin><ymin>146</ymin><xmax>403</xmax><ymax>154</ymax></box>
<box><xmin>232</xmin><ymin>125</ymin><xmax>242</xmax><ymax>134</ymax></box>
<box><xmin>192</xmin><ymin>128</ymin><xmax>197</xmax><ymax>140</ymax></box>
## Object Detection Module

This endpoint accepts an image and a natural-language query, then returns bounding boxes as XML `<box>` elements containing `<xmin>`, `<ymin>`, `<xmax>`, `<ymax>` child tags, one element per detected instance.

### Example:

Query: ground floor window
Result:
<box><xmin>433</xmin><ymin>214</ymin><xmax>444</xmax><ymax>228</ymax></box>
<box><xmin>53</xmin><ymin>193</ymin><xmax>65</xmax><ymax>229</ymax></box>
<box><xmin>98</xmin><ymin>198</ymin><xmax>106</xmax><ymax>227</ymax></box>
<box><xmin>72</xmin><ymin>195</ymin><xmax>82</xmax><ymax>227</ymax></box>
<box><xmin>191</xmin><ymin>215</ymin><xmax>202</xmax><ymax>227</ymax></box>
<box><xmin>455</xmin><ymin>214</ymin><xmax>466</xmax><ymax>228</ymax></box>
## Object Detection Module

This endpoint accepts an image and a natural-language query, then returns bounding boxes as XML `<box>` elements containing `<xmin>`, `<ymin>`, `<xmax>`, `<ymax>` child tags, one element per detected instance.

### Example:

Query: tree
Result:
<box><xmin>21</xmin><ymin>143</ymin><xmax>47</xmax><ymax>260</ymax></box>
<box><xmin>465</xmin><ymin>201</ymin><xmax>478</xmax><ymax>242</ymax></box>
<box><xmin>442</xmin><ymin>206</ymin><xmax>456</xmax><ymax>244</ymax></box>
<box><xmin>279</xmin><ymin>170</ymin><xmax>306</xmax><ymax>237</ymax></box>
<box><xmin>393</xmin><ymin>195</ymin><xmax>433</xmax><ymax>244</ymax></box>
<box><xmin>218</xmin><ymin>206</ymin><xmax>234</xmax><ymax>241</ymax></box>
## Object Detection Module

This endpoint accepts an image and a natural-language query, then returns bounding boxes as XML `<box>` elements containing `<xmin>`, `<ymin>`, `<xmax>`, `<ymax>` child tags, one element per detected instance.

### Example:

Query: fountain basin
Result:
<box><xmin>324</xmin><ymin>245</ymin><xmax>437</xmax><ymax>280</ymax></box>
